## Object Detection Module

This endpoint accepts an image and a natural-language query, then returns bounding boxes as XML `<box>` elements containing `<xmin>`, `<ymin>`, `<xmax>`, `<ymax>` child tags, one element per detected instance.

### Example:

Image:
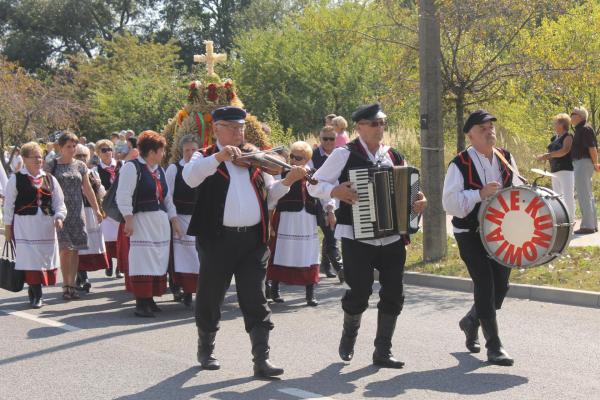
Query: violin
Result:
<box><xmin>232</xmin><ymin>143</ymin><xmax>285</xmax><ymax>176</ymax></box>
<box><xmin>232</xmin><ymin>143</ymin><xmax>319</xmax><ymax>185</ymax></box>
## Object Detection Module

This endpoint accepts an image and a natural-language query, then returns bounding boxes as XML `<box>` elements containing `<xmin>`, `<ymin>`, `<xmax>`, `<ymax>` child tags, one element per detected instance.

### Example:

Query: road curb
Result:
<box><xmin>404</xmin><ymin>271</ymin><xmax>600</xmax><ymax>308</ymax></box>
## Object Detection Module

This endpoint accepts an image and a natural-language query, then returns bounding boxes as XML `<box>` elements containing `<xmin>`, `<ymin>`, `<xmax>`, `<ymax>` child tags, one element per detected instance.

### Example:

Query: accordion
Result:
<box><xmin>348</xmin><ymin>165</ymin><xmax>421</xmax><ymax>239</ymax></box>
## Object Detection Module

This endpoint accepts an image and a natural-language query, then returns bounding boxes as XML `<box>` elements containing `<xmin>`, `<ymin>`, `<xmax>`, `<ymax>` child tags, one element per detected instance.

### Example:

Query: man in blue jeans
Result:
<box><xmin>570</xmin><ymin>106</ymin><xmax>599</xmax><ymax>234</ymax></box>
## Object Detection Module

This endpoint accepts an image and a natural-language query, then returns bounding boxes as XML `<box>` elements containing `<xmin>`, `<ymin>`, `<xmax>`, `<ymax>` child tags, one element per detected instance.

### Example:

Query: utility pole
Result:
<box><xmin>419</xmin><ymin>0</ymin><xmax>447</xmax><ymax>261</ymax></box>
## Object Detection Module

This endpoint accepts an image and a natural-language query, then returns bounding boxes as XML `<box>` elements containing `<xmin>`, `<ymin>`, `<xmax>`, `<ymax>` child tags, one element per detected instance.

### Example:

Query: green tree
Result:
<box><xmin>75</xmin><ymin>34</ymin><xmax>186</xmax><ymax>139</ymax></box>
<box><xmin>231</xmin><ymin>2</ymin><xmax>403</xmax><ymax>133</ymax></box>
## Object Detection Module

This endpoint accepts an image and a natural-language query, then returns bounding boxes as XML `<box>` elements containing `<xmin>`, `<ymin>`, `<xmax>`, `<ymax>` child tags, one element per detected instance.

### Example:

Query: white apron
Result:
<box><xmin>101</xmin><ymin>216</ymin><xmax>120</xmax><ymax>242</ymax></box>
<box><xmin>273</xmin><ymin>209</ymin><xmax>320</xmax><ymax>268</ymax></box>
<box><xmin>172</xmin><ymin>214</ymin><xmax>200</xmax><ymax>274</ymax></box>
<box><xmin>80</xmin><ymin>207</ymin><xmax>106</xmax><ymax>255</ymax></box>
<box><xmin>14</xmin><ymin>213</ymin><xmax>59</xmax><ymax>271</ymax></box>
<box><xmin>128</xmin><ymin>210</ymin><xmax>170</xmax><ymax>276</ymax></box>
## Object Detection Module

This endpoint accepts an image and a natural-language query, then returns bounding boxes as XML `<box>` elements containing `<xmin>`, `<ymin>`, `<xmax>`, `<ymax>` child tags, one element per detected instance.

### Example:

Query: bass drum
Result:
<box><xmin>478</xmin><ymin>185</ymin><xmax>572</xmax><ymax>269</ymax></box>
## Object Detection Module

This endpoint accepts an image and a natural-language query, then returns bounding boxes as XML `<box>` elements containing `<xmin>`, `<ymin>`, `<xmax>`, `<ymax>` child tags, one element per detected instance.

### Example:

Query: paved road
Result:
<box><xmin>1</xmin><ymin>271</ymin><xmax>599</xmax><ymax>400</ymax></box>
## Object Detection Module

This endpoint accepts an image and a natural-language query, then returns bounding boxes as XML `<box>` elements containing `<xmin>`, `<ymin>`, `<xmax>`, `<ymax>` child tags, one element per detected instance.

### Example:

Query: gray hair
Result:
<box><xmin>179</xmin><ymin>134</ymin><xmax>200</xmax><ymax>154</ymax></box>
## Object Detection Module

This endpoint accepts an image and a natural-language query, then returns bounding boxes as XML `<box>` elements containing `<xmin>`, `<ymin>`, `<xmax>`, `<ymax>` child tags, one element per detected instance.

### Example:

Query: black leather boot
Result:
<box><xmin>265</xmin><ymin>281</ymin><xmax>272</xmax><ymax>300</ymax></box>
<box><xmin>78</xmin><ymin>271</ymin><xmax>91</xmax><ymax>292</ymax></box>
<box><xmin>172</xmin><ymin>285</ymin><xmax>184</xmax><ymax>303</ymax></box>
<box><xmin>197</xmin><ymin>327</ymin><xmax>220</xmax><ymax>370</ymax></box>
<box><xmin>134</xmin><ymin>298</ymin><xmax>155</xmax><ymax>318</ymax></box>
<box><xmin>339</xmin><ymin>312</ymin><xmax>362</xmax><ymax>361</ymax></box>
<box><xmin>105</xmin><ymin>265</ymin><xmax>113</xmax><ymax>277</ymax></box>
<box><xmin>27</xmin><ymin>286</ymin><xmax>35</xmax><ymax>305</ymax></box>
<box><xmin>459</xmin><ymin>305</ymin><xmax>481</xmax><ymax>353</ymax></box>
<box><xmin>480</xmin><ymin>317</ymin><xmax>514</xmax><ymax>366</ymax></box>
<box><xmin>372</xmin><ymin>311</ymin><xmax>405</xmax><ymax>368</ymax></box>
<box><xmin>148</xmin><ymin>297</ymin><xmax>162</xmax><ymax>312</ymax></box>
<box><xmin>327</xmin><ymin>248</ymin><xmax>344</xmax><ymax>283</ymax></box>
<box><xmin>270</xmin><ymin>281</ymin><xmax>284</xmax><ymax>303</ymax></box>
<box><xmin>31</xmin><ymin>284</ymin><xmax>43</xmax><ymax>309</ymax></box>
<box><xmin>183</xmin><ymin>293</ymin><xmax>193</xmax><ymax>307</ymax></box>
<box><xmin>305</xmin><ymin>284</ymin><xmax>318</xmax><ymax>307</ymax></box>
<box><xmin>249</xmin><ymin>326</ymin><xmax>284</xmax><ymax>377</ymax></box>
<box><xmin>320</xmin><ymin>246</ymin><xmax>334</xmax><ymax>277</ymax></box>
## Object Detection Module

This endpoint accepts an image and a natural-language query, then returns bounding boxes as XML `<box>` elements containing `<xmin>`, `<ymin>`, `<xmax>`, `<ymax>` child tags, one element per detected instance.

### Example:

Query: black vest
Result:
<box><xmin>311</xmin><ymin>147</ymin><xmax>329</xmax><ymax>169</ymax></box>
<box><xmin>187</xmin><ymin>145</ymin><xmax>270</xmax><ymax>244</ymax></box>
<box><xmin>14</xmin><ymin>173</ymin><xmax>54</xmax><ymax>216</ymax></box>
<box><xmin>97</xmin><ymin>161</ymin><xmax>122</xmax><ymax>191</ymax></box>
<box><xmin>131</xmin><ymin>159</ymin><xmax>168</xmax><ymax>214</ymax></box>
<box><xmin>450</xmin><ymin>148</ymin><xmax>513</xmax><ymax>231</ymax></box>
<box><xmin>335</xmin><ymin>138</ymin><xmax>405</xmax><ymax>226</ymax></box>
<box><xmin>173</xmin><ymin>162</ymin><xmax>196</xmax><ymax>215</ymax></box>
<box><xmin>275</xmin><ymin>170</ymin><xmax>318</xmax><ymax>216</ymax></box>
<box><xmin>82</xmin><ymin>172</ymin><xmax>103</xmax><ymax>208</ymax></box>
<box><xmin>547</xmin><ymin>134</ymin><xmax>573</xmax><ymax>172</ymax></box>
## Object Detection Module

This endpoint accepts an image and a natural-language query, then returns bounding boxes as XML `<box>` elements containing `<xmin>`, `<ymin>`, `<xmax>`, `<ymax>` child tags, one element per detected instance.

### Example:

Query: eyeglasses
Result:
<box><xmin>218</xmin><ymin>122</ymin><xmax>245</xmax><ymax>131</ymax></box>
<box><xmin>100</xmin><ymin>148</ymin><xmax>113</xmax><ymax>153</ymax></box>
<box><xmin>290</xmin><ymin>154</ymin><xmax>305</xmax><ymax>161</ymax></box>
<box><xmin>25</xmin><ymin>156</ymin><xmax>43</xmax><ymax>161</ymax></box>
<box><xmin>75</xmin><ymin>154</ymin><xmax>87</xmax><ymax>159</ymax></box>
<box><xmin>359</xmin><ymin>120</ymin><xmax>387</xmax><ymax>128</ymax></box>
<box><xmin>320</xmin><ymin>137</ymin><xmax>335</xmax><ymax>142</ymax></box>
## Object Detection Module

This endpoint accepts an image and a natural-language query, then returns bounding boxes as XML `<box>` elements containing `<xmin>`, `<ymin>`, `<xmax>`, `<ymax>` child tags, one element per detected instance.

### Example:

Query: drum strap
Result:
<box><xmin>492</xmin><ymin>148</ymin><xmax>528</xmax><ymax>184</ymax></box>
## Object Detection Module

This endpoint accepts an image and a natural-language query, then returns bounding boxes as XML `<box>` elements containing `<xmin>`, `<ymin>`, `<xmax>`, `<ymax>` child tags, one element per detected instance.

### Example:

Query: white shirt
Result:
<box><xmin>182</xmin><ymin>142</ymin><xmax>275</xmax><ymax>227</ymax></box>
<box><xmin>165</xmin><ymin>159</ymin><xmax>186</xmax><ymax>210</ymax></box>
<box><xmin>10</xmin><ymin>155</ymin><xmax>23</xmax><ymax>173</ymax></box>
<box><xmin>0</xmin><ymin>160</ymin><xmax>8</xmax><ymax>196</ymax></box>
<box><xmin>116</xmin><ymin>157</ymin><xmax>177</xmax><ymax>219</ymax></box>
<box><xmin>3</xmin><ymin>168</ymin><xmax>67</xmax><ymax>223</ymax></box>
<box><xmin>307</xmin><ymin>138</ymin><xmax>401</xmax><ymax>246</ymax></box>
<box><xmin>267</xmin><ymin>165</ymin><xmax>336</xmax><ymax>211</ymax></box>
<box><xmin>442</xmin><ymin>146</ymin><xmax>522</xmax><ymax>233</ymax></box>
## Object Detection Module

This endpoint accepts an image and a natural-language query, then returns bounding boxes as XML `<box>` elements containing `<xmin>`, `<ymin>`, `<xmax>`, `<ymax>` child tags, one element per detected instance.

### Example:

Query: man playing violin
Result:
<box><xmin>183</xmin><ymin>106</ymin><xmax>305</xmax><ymax>377</ymax></box>
<box><xmin>308</xmin><ymin>103</ymin><xmax>427</xmax><ymax>369</ymax></box>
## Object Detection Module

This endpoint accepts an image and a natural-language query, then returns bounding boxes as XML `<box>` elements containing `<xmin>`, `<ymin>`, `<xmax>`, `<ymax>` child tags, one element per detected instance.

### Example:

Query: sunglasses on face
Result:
<box><xmin>290</xmin><ymin>154</ymin><xmax>305</xmax><ymax>161</ymax></box>
<box><xmin>359</xmin><ymin>120</ymin><xmax>387</xmax><ymax>128</ymax></box>
<box><xmin>320</xmin><ymin>137</ymin><xmax>335</xmax><ymax>142</ymax></box>
<box><xmin>100</xmin><ymin>147</ymin><xmax>113</xmax><ymax>153</ymax></box>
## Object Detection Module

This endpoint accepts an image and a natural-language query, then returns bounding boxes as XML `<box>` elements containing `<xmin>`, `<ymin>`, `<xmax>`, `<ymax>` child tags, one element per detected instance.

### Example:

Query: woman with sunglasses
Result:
<box><xmin>4</xmin><ymin>142</ymin><xmax>66</xmax><ymax>308</ymax></box>
<box><xmin>46</xmin><ymin>132</ymin><xmax>102</xmax><ymax>300</ymax></box>
<box><xmin>94</xmin><ymin>139</ymin><xmax>124</xmax><ymax>278</ymax></box>
<box><xmin>267</xmin><ymin>141</ymin><xmax>331</xmax><ymax>306</ymax></box>
<box><xmin>74</xmin><ymin>144</ymin><xmax>108</xmax><ymax>292</ymax></box>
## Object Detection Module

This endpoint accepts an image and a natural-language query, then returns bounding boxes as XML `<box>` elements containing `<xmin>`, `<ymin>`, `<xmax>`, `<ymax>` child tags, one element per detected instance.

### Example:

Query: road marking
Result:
<box><xmin>278</xmin><ymin>388</ymin><xmax>335</xmax><ymax>400</ymax></box>
<box><xmin>2</xmin><ymin>309</ymin><xmax>81</xmax><ymax>332</ymax></box>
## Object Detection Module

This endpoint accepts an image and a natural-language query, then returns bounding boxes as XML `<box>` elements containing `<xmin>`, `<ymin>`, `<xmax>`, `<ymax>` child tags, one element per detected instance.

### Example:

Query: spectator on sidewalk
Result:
<box><xmin>570</xmin><ymin>107</ymin><xmax>599</xmax><ymax>234</ymax></box>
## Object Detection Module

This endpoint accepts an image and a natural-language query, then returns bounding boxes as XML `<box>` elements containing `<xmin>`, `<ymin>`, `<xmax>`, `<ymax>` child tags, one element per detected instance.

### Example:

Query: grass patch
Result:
<box><xmin>406</xmin><ymin>233</ymin><xmax>600</xmax><ymax>293</ymax></box>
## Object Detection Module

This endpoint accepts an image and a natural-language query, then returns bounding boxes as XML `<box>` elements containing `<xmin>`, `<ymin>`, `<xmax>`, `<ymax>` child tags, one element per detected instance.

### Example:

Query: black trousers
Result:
<box><xmin>341</xmin><ymin>238</ymin><xmax>406</xmax><ymax>316</ymax></box>
<box><xmin>455</xmin><ymin>231</ymin><xmax>511</xmax><ymax>319</ymax></box>
<box><xmin>195</xmin><ymin>228</ymin><xmax>273</xmax><ymax>333</ymax></box>
<box><xmin>318</xmin><ymin>218</ymin><xmax>339</xmax><ymax>259</ymax></box>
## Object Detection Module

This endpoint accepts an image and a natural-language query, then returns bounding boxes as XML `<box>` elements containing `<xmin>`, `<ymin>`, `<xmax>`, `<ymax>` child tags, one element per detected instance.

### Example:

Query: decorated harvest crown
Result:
<box><xmin>162</xmin><ymin>40</ymin><xmax>270</xmax><ymax>163</ymax></box>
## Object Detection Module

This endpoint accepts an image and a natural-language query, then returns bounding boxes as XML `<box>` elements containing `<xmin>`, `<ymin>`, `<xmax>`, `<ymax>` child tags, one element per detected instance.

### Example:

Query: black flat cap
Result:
<box><xmin>463</xmin><ymin>109</ymin><xmax>497</xmax><ymax>133</ymax></box>
<box><xmin>212</xmin><ymin>106</ymin><xmax>247</xmax><ymax>123</ymax></box>
<box><xmin>351</xmin><ymin>103</ymin><xmax>387</xmax><ymax>122</ymax></box>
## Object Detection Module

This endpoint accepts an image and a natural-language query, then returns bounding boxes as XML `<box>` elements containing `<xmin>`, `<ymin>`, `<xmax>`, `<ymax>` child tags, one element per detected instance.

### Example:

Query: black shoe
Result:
<box><xmin>249</xmin><ymin>326</ymin><xmax>284</xmax><ymax>377</ymax></box>
<box><xmin>270</xmin><ymin>281</ymin><xmax>284</xmax><ymax>303</ymax></box>
<box><xmin>183</xmin><ymin>293</ymin><xmax>193</xmax><ymax>307</ymax></box>
<box><xmin>265</xmin><ymin>281</ymin><xmax>272</xmax><ymax>300</ymax></box>
<box><xmin>574</xmin><ymin>228</ymin><xmax>596</xmax><ymax>235</ymax></box>
<box><xmin>337</xmin><ymin>268</ymin><xmax>345</xmax><ymax>284</ymax></box>
<box><xmin>105</xmin><ymin>266</ymin><xmax>113</xmax><ymax>277</ymax></box>
<box><xmin>115</xmin><ymin>269</ymin><xmax>124</xmax><ymax>279</ymax></box>
<box><xmin>134</xmin><ymin>299</ymin><xmax>155</xmax><ymax>318</ymax></box>
<box><xmin>480</xmin><ymin>317</ymin><xmax>514</xmax><ymax>366</ymax></box>
<box><xmin>305</xmin><ymin>284</ymin><xmax>318</xmax><ymax>307</ymax></box>
<box><xmin>30</xmin><ymin>285</ymin><xmax>43</xmax><ymax>309</ymax></box>
<box><xmin>459</xmin><ymin>306</ymin><xmax>481</xmax><ymax>353</ymax></box>
<box><xmin>148</xmin><ymin>298</ymin><xmax>162</xmax><ymax>312</ymax></box>
<box><xmin>320</xmin><ymin>246</ymin><xmax>331</xmax><ymax>275</ymax></box>
<box><xmin>197</xmin><ymin>328</ymin><xmax>220</xmax><ymax>370</ymax></box>
<box><xmin>339</xmin><ymin>312</ymin><xmax>362</xmax><ymax>361</ymax></box>
<box><xmin>172</xmin><ymin>286</ymin><xmax>184</xmax><ymax>303</ymax></box>
<box><xmin>372</xmin><ymin>311</ymin><xmax>405</xmax><ymax>369</ymax></box>
<box><xmin>28</xmin><ymin>286</ymin><xmax>35</xmax><ymax>305</ymax></box>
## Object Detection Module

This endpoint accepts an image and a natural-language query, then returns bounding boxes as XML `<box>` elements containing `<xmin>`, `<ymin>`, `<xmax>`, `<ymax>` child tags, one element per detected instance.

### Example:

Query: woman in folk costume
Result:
<box><xmin>165</xmin><ymin>134</ymin><xmax>200</xmax><ymax>307</ymax></box>
<box><xmin>94</xmin><ymin>139</ymin><xmax>124</xmax><ymax>278</ymax></box>
<box><xmin>267</xmin><ymin>141</ymin><xmax>332</xmax><ymax>306</ymax></box>
<box><xmin>74</xmin><ymin>144</ymin><xmax>108</xmax><ymax>292</ymax></box>
<box><xmin>3</xmin><ymin>142</ymin><xmax>67</xmax><ymax>308</ymax></box>
<box><xmin>116</xmin><ymin>130</ymin><xmax>183</xmax><ymax>318</ymax></box>
<box><xmin>46</xmin><ymin>131</ymin><xmax>102</xmax><ymax>301</ymax></box>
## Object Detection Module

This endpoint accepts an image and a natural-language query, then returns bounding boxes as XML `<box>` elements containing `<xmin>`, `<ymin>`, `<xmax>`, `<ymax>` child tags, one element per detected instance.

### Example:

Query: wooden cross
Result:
<box><xmin>193</xmin><ymin>40</ymin><xmax>227</xmax><ymax>77</ymax></box>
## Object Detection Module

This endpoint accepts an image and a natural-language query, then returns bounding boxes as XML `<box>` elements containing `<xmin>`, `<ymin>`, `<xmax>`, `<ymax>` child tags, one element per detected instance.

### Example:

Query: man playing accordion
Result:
<box><xmin>308</xmin><ymin>103</ymin><xmax>427</xmax><ymax>369</ymax></box>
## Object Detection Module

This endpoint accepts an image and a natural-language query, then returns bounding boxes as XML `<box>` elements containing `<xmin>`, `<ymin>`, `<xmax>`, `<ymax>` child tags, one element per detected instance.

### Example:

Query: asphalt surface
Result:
<box><xmin>1</xmin><ymin>269</ymin><xmax>599</xmax><ymax>400</ymax></box>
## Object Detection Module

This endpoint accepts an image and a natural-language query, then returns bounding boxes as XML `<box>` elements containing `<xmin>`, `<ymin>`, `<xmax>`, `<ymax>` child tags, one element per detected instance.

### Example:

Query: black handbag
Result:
<box><xmin>0</xmin><ymin>241</ymin><xmax>24</xmax><ymax>292</ymax></box>
<box><xmin>102</xmin><ymin>161</ymin><xmax>141</xmax><ymax>223</ymax></box>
